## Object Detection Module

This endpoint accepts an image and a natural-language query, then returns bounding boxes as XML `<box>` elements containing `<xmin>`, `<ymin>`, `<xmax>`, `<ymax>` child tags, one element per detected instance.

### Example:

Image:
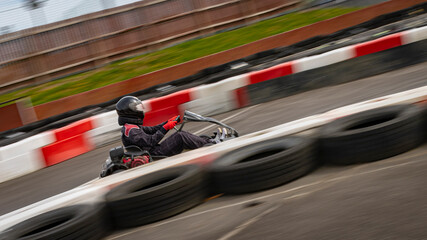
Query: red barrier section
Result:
<box><xmin>149</xmin><ymin>89</ymin><xmax>192</xmax><ymax>110</ymax></box>
<box><xmin>42</xmin><ymin>134</ymin><xmax>94</xmax><ymax>166</ymax></box>
<box><xmin>144</xmin><ymin>106</ymin><xmax>183</xmax><ymax>126</ymax></box>
<box><xmin>249</xmin><ymin>62</ymin><xmax>294</xmax><ymax>85</ymax></box>
<box><xmin>235</xmin><ymin>87</ymin><xmax>249</xmax><ymax>108</ymax></box>
<box><xmin>354</xmin><ymin>33</ymin><xmax>402</xmax><ymax>57</ymax></box>
<box><xmin>54</xmin><ymin>118</ymin><xmax>94</xmax><ymax>141</ymax></box>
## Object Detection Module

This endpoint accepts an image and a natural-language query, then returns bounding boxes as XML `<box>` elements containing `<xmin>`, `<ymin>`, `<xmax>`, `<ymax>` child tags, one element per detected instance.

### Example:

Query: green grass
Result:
<box><xmin>0</xmin><ymin>7</ymin><xmax>360</xmax><ymax>106</ymax></box>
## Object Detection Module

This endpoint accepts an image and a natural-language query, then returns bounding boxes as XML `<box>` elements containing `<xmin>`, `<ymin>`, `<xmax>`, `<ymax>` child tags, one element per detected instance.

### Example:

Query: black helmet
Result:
<box><xmin>116</xmin><ymin>96</ymin><xmax>145</xmax><ymax>125</ymax></box>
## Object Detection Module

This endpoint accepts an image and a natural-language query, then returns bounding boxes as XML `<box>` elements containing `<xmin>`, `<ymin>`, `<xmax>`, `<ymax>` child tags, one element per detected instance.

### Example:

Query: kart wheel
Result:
<box><xmin>319</xmin><ymin>104</ymin><xmax>424</xmax><ymax>165</ymax></box>
<box><xmin>130</xmin><ymin>155</ymin><xmax>150</xmax><ymax>168</ymax></box>
<box><xmin>208</xmin><ymin>136</ymin><xmax>319</xmax><ymax>194</ymax></box>
<box><xmin>112</xmin><ymin>169</ymin><xmax>126</xmax><ymax>175</ymax></box>
<box><xmin>105</xmin><ymin>164</ymin><xmax>207</xmax><ymax>229</ymax></box>
<box><xmin>0</xmin><ymin>204</ymin><xmax>108</xmax><ymax>240</ymax></box>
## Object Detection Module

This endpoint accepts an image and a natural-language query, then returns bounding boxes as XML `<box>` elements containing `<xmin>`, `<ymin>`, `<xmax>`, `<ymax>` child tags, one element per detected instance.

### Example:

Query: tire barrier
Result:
<box><xmin>319</xmin><ymin>104</ymin><xmax>425</xmax><ymax>165</ymax></box>
<box><xmin>208</xmin><ymin>136</ymin><xmax>319</xmax><ymax>194</ymax></box>
<box><xmin>1</xmin><ymin>95</ymin><xmax>426</xmax><ymax>237</ymax></box>
<box><xmin>0</xmin><ymin>204</ymin><xmax>108</xmax><ymax>240</ymax></box>
<box><xmin>422</xmin><ymin>103</ymin><xmax>427</xmax><ymax>141</ymax></box>
<box><xmin>104</xmin><ymin>164</ymin><xmax>207</xmax><ymax>229</ymax></box>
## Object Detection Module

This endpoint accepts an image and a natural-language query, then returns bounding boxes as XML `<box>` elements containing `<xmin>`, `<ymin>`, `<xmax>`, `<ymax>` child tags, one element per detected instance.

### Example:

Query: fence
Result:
<box><xmin>0</xmin><ymin>0</ymin><xmax>301</xmax><ymax>93</ymax></box>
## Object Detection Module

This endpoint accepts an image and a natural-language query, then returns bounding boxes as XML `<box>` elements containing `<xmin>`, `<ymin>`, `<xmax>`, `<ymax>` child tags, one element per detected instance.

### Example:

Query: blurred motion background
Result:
<box><xmin>0</xmin><ymin>0</ymin><xmax>405</xmax><ymax>133</ymax></box>
<box><xmin>0</xmin><ymin>0</ymin><xmax>140</xmax><ymax>33</ymax></box>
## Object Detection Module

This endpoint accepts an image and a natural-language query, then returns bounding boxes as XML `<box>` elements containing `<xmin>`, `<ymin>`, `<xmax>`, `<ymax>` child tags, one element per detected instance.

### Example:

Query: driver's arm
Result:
<box><xmin>141</xmin><ymin>115</ymin><xmax>180</xmax><ymax>134</ymax></box>
<box><xmin>132</xmin><ymin>127</ymin><xmax>167</xmax><ymax>148</ymax></box>
<box><xmin>141</xmin><ymin>122</ymin><xmax>167</xmax><ymax>134</ymax></box>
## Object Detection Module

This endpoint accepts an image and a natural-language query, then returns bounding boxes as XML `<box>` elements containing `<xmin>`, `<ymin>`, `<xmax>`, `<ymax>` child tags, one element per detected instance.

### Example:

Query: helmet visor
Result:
<box><xmin>129</xmin><ymin>100</ymin><xmax>145</xmax><ymax>113</ymax></box>
<box><xmin>135</xmin><ymin>102</ymin><xmax>145</xmax><ymax>112</ymax></box>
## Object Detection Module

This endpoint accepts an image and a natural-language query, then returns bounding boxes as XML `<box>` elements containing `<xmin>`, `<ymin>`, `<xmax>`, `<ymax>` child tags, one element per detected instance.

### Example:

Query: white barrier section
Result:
<box><xmin>1</xmin><ymin>85</ymin><xmax>425</xmax><ymax>232</ymax></box>
<box><xmin>183</xmin><ymin>74</ymin><xmax>250</xmax><ymax>116</ymax></box>
<box><xmin>88</xmin><ymin>111</ymin><xmax>121</xmax><ymax>147</ymax></box>
<box><xmin>89</xmin><ymin>111</ymin><xmax>120</xmax><ymax>136</ymax></box>
<box><xmin>0</xmin><ymin>151</ymin><xmax>43</xmax><ymax>183</ymax></box>
<box><xmin>401</xmin><ymin>25</ymin><xmax>427</xmax><ymax>44</ymax></box>
<box><xmin>0</xmin><ymin>132</ymin><xmax>55</xmax><ymax>183</ymax></box>
<box><xmin>293</xmin><ymin>46</ymin><xmax>355</xmax><ymax>73</ymax></box>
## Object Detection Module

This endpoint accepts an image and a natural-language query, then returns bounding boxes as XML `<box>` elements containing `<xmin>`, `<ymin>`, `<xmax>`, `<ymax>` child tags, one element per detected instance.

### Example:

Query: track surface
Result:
<box><xmin>0</xmin><ymin>62</ymin><xmax>426</xmax><ymax>219</ymax></box>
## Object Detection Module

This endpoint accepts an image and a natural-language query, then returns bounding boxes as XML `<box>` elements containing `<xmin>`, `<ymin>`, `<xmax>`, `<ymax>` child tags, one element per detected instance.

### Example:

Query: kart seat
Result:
<box><xmin>124</xmin><ymin>145</ymin><xmax>150</xmax><ymax>158</ymax></box>
<box><xmin>124</xmin><ymin>146</ymin><xmax>168</xmax><ymax>161</ymax></box>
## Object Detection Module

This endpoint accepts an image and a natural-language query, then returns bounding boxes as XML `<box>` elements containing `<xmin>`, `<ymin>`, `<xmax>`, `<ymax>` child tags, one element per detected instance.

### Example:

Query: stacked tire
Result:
<box><xmin>208</xmin><ymin>136</ymin><xmax>319</xmax><ymax>194</ymax></box>
<box><xmin>104</xmin><ymin>164</ymin><xmax>207</xmax><ymax>229</ymax></box>
<box><xmin>318</xmin><ymin>104</ymin><xmax>425</xmax><ymax>165</ymax></box>
<box><xmin>0</xmin><ymin>204</ymin><xmax>108</xmax><ymax>240</ymax></box>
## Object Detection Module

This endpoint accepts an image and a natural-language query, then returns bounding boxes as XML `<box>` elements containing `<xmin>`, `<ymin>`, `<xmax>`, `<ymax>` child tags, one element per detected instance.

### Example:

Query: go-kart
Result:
<box><xmin>99</xmin><ymin>110</ymin><xmax>238</xmax><ymax>178</ymax></box>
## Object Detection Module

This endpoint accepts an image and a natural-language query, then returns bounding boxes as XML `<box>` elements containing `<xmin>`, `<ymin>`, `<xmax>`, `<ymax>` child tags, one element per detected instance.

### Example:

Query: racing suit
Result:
<box><xmin>121</xmin><ymin>122</ymin><xmax>210</xmax><ymax>157</ymax></box>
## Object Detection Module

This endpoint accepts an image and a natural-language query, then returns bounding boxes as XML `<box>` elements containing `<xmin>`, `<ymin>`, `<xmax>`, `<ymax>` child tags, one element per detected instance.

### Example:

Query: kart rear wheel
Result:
<box><xmin>112</xmin><ymin>169</ymin><xmax>126</xmax><ymax>175</ymax></box>
<box><xmin>130</xmin><ymin>155</ymin><xmax>150</xmax><ymax>168</ymax></box>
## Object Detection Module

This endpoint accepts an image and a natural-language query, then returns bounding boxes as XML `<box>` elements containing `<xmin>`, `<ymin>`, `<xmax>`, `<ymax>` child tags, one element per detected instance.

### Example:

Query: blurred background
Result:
<box><xmin>0</xmin><ymin>0</ymin><xmax>406</xmax><ymax>133</ymax></box>
<box><xmin>0</xmin><ymin>0</ymin><xmax>141</xmax><ymax>33</ymax></box>
<box><xmin>1</xmin><ymin>1</ymin><xmax>426</xmax><ymax>238</ymax></box>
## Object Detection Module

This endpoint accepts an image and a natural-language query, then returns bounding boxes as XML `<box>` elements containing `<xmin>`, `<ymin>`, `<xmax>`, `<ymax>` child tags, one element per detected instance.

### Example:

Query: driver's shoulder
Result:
<box><xmin>123</xmin><ymin>123</ymin><xmax>141</xmax><ymax>136</ymax></box>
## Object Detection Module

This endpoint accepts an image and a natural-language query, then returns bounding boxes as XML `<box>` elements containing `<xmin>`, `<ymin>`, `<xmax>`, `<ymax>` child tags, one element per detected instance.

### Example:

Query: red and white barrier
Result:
<box><xmin>183</xmin><ymin>74</ymin><xmax>250</xmax><ymax>116</ymax></box>
<box><xmin>0</xmin><ymin>26</ymin><xmax>426</xmax><ymax>184</ymax></box>
<box><xmin>293</xmin><ymin>46</ymin><xmax>355</xmax><ymax>72</ymax></box>
<box><xmin>250</xmin><ymin>61</ymin><xmax>294</xmax><ymax>84</ymax></box>
<box><xmin>41</xmin><ymin>118</ymin><xmax>96</xmax><ymax>166</ymax></box>
<box><xmin>402</xmin><ymin>26</ymin><xmax>427</xmax><ymax>44</ymax></box>
<box><xmin>354</xmin><ymin>33</ymin><xmax>403</xmax><ymax>57</ymax></box>
<box><xmin>144</xmin><ymin>89</ymin><xmax>193</xmax><ymax>126</ymax></box>
<box><xmin>0</xmin><ymin>132</ymin><xmax>55</xmax><ymax>182</ymax></box>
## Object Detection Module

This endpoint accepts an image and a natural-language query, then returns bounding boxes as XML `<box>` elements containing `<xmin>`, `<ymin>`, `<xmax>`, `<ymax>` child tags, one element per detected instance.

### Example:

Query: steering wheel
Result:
<box><xmin>173</xmin><ymin>115</ymin><xmax>185</xmax><ymax>132</ymax></box>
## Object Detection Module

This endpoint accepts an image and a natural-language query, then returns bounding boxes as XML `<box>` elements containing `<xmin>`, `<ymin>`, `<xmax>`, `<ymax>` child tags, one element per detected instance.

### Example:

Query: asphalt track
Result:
<box><xmin>0</xmin><ymin>62</ymin><xmax>426</xmax><ymax>238</ymax></box>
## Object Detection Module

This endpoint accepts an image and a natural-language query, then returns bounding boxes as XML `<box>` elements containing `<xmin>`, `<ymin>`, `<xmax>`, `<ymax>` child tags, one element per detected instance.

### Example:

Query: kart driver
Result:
<box><xmin>116</xmin><ymin>96</ymin><xmax>225</xmax><ymax>157</ymax></box>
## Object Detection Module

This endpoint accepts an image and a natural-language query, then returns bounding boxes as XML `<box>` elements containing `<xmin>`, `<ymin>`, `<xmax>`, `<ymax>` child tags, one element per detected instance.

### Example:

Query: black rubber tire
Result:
<box><xmin>0</xmin><ymin>204</ymin><xmax>108</xmax><ymax>240</ymax></box>
<box><xmin>111</xmin><ymin>169</ymin><xmax>126</xmax><ymax>175</ymax></box>
<box><xmin>104</xmin><ymin>164</ymin><xmax>207</xmax><ymax>229</ymax></box>
<box><xmin>208</xmin><ymin>136</ymin><xmax>319</xmax><ymax>194</ymax></box>
<box><xmin>319</xmin><ymin>104</ymin><xmax>424</xmax><ymax>165</ymax></box>
<box><xmin>421</xmin><ymin>103</ymin><xmax>427</xmax><ymax>142</ymax></box>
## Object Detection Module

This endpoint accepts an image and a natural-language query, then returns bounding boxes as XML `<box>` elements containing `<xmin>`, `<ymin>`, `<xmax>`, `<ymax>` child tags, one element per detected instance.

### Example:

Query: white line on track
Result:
<box><xmin>218</xmin><ymin>193</ymin><xmax>309</xmax><ymax>240</ymax></box>
<box><xmin>217</xmin><ymin>204</ymin><xmax>281</xmax><ymax>240</ymax></box>
<box><xmin>107</xmin><ymin>150</ymin><xmax>426</xmax><ymax>240</ymax></box>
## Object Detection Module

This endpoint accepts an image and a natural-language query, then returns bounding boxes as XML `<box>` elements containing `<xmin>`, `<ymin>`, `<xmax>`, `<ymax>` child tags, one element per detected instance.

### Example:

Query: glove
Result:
<box><xmin>168</xmin><ymin>115</ymin><xmax>181</xmax><ymax>123</ymax></box>
<box><xmin>163</xmin><ymin>119</ymin><xmax>178</xmax><ymax>130</ymax></box>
